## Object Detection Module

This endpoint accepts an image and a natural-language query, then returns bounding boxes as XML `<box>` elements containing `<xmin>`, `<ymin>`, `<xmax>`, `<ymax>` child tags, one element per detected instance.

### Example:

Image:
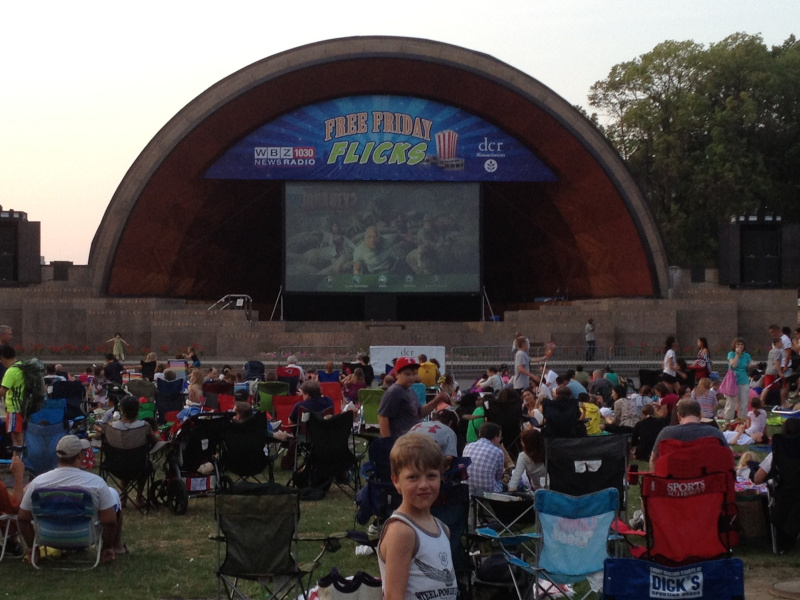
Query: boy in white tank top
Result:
<box><xmin>378</xmin><ymin>433</ymin><xmax>456</xmax><ymax>600</ymax></box>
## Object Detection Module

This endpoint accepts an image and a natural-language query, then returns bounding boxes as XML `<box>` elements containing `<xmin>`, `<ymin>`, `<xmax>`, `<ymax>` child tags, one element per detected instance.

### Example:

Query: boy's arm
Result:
<box><xmin>380</xmin><ymin>520</ymin><xmax>415</xmax><ymax>600</ymax></box>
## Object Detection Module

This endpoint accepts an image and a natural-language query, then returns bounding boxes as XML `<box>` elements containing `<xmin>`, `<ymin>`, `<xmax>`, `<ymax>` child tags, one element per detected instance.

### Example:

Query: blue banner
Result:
<box><xmin>205</xmin><ymin>95</ymin><xmax>557</xmax><ymax>182</ymax></box>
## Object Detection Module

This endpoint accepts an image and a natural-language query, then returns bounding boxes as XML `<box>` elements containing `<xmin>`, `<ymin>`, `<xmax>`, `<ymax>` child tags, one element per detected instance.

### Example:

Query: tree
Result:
<box><xmin>589</xmin><ymin>33</ymin><xmax>800</xmax><ymax>266</ymax></box>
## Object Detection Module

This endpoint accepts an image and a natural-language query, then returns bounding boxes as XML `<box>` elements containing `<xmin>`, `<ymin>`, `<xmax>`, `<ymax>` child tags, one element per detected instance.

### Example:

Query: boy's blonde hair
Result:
<box><xmin>737</xmin><ymin>451</ymin><xmax>759</xmax><ymax>471</ymax></box>
<box><xmin>390</xmin><ymin>433</ymin><xmax>443</xmax><ymax>476</ymax></box>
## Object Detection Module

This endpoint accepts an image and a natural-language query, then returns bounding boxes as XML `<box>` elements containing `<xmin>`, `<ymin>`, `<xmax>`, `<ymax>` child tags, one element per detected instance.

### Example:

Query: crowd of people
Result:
<box><xmin>2</xmin><ymin>322</ymin><xmax>800</xmax><ymax>570</ymax></box>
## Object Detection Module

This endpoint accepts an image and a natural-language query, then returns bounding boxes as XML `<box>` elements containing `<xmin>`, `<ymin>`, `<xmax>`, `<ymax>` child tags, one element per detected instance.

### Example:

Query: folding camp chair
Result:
<box><xmin>358</xmin><ymin>388</ymin><xmax>384</xmax><ymax>431</ymax></box>
<box><xmin>29</xmin><ymin>487</ymin><xmax>104</xmax><ymax>570</ymax></box>
<box><xmin>763</xmin><ymin>431</ymin><xmax>800</xmax><ymax>554</ymax></box>
<box><xmin>99</xmin><ymin>424</ymin><xmax>155</xmax><ymax>514</ymax></box>
<box><xmin>319</xmin><ymin>382</ymin><xmax>343</xmax><ymax>414</ymax></box>
<box><xmin>243</xmin><ymin>360</ymin><xmax>266</xmax><ymax>382</ymax></box>
<box><xmin>51</xmin><ymin>380</ymin><xmax>88</xmax><ymax>421</ymax></box>
<box><xmin>294</xmin><ymin>412</ymin><xmax>365</xmax><ymax>498</ymax></box>
<box><xmin>273</xmin><ymin>395</ymin><xmax>299</xmax><ymax>431</ymax></box>
<box><xmin>218</xmin><ymin>411</ymin><xmax>277</xmax><ymax>485</ymax></box>
<box><xmin>126</xmin><ymin>378</ymin><xmax>157</xmax><ymax>401</ymax></box>
<box><xmin>23</xmin><ymin>421</ymin><xmax>67</xmax><ymax>477</ymax></box>
<box><xmin>277</xmin><ymin>366</ymin><xmax>302</xmax><ymax>395</ymax></box>
<box><xmin>155</xmin><ymin>378</ymin><xmax>185</xmax><ymax>424</ymax></box>
<box><xmin>355</xmin><ymin>436</ymin><xmax>399</xmax><ymax>527</ymax></box>
<box><xmin>0</xmin><ymin>513</ymin><xmax>19</xmax><ymax>562</ymax></box>
<box><xmin>215</xmin><ymin>482</ymin><xmax>336</xmax><ymax>600</ymax></box>
<box><xmin>545</xmin><ymin>435</ymin><xmax>628</xmax><ymax>514</ymax></box>
<box><xmin>636</xmin><ymin>437</ymin><xmax>738</xmax><ymax>565</ymax></box>
<box><xmin>541</xmin><ymin>397</ymin><xmax>587</xmax><ymax>438</ymax></box>
<box><xmin>485</xmin><ymin>396</ymin><xmax>525</xmax><ymax>458</ymax></box>
<box><xmin>602</xmin><ymin>557</ymin><xmax>745</xmax><ymax>600</ymax></box>
<box><xmin>257</xmin><ymin>381</ymin><xmax>291</xmax><ymax>416</ymax></box>
<box><xmin>478</xmin><ymin>487</ymin><xmax>619</xmax><ymax>600</ymax></box>
<box><xmin>203</xmin><ymin>381</ymin><xmax>235</xmax><ymax>411</ymax></box>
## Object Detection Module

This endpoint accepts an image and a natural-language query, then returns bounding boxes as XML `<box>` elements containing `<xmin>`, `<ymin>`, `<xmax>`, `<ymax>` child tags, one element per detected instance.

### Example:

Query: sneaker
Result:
<box><xmin>368</xmin><ymin>523</ymin><xmax>379</xmax><ymax>535</ymax></box>
<box><xmin>628</xmin><ymin>509</ymin><xmax>644</xmax><ymax>530</ymax></box>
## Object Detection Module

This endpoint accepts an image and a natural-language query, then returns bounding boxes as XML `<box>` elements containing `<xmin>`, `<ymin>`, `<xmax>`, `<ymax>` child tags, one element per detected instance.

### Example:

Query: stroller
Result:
<box><xmin>154</xmin><ymin>412</ymin><xmax>230</xmax><ymax>514</ymax></box>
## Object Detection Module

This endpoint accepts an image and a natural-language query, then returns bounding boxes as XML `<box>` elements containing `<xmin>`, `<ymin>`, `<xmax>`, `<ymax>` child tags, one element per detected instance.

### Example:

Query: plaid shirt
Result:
<box><xmin>463</xmin><ymin>438</ymin><xmax>504</xmax><ymax>496</ymax></box>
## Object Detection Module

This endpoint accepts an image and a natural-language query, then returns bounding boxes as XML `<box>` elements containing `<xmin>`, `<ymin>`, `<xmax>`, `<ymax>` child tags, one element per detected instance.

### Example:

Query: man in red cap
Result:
<box><xmin>378</xmin><ymin>356</ymin><xmax>439</xmax><ymax>438</ymax></box>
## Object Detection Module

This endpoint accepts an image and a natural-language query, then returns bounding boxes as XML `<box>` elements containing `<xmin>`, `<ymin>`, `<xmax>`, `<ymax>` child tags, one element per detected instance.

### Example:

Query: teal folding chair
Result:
<box><xmin>30</xmin><ymin>487</ymin><xmax>103</xmax><ymax>569</ymax></box>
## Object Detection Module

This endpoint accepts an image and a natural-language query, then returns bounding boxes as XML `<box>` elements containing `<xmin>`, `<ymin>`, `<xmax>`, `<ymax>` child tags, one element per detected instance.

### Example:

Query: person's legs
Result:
<box><xmin>737</xmin><ymin>384</ymin><xmax>749</xmax><ymax>418</ymax></box>
<box><xmin>723</xmin><ymin>395</ymin><xmax>738</xmax><ymax>421</ymax></box>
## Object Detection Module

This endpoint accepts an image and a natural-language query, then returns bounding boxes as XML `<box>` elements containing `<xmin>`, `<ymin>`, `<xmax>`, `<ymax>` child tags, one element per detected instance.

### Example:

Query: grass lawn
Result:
<box><xmin>5</xmin><ymin>451</ymin><xmax>798</xmax><ymax>599</ymax></box>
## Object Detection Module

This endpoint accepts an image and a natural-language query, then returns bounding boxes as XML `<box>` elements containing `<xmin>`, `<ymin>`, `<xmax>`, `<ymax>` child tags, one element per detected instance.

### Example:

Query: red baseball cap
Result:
<box><xmin>393</xmin><ymin>357</ymin><xmax>419</xmax><ymax>374</ymax></box>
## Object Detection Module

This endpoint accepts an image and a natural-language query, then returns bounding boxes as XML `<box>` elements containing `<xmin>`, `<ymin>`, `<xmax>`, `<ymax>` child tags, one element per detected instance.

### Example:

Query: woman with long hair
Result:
<box><xmin>688</xmin><ymin>337</ymin><xmax>712</xmax><ymax>380</ymax></box>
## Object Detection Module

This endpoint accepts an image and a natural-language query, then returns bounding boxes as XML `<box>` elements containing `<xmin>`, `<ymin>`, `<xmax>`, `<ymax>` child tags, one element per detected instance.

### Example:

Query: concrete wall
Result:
<box><xmin>0</xmin><ymin>278</ymin><xmax>795</xmax><ymax>362</ymax></box>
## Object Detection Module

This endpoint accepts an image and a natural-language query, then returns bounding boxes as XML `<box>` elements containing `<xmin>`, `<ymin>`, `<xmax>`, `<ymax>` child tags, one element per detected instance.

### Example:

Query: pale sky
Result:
<box><xmin>1</xmin><ymin>0</ymin><xmax>795</xmax><ymax>265</ymax></box>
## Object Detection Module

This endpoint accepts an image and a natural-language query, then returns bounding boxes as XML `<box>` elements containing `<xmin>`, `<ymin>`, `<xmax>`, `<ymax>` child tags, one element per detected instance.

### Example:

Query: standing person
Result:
<box><xmin>0</xmin><ymin>325</ymin><xmax>13</xmax><ymax>381</ymax></box>
<box><xmin>103</xmin><ymin>353</ymin><xmax>124</xmax><ymax>385</ymax></box>
<box><xmin>769</xmin><ymin>324</ymin><xmax>792</xmax><ymax>407</ymax></box>
<box><xmin>378</xmin><ymin>433</ymin><xmax>455</xmax><ymax>600</ymax></box>
<box><xmin>761</xmin><ymin>338</ymin><xmax>786</xmax><ymax>406</ymax></box>
<box><xmin>105</xmin><ymin>333</ymin><xmax>131</xmax><ymax>361</ymax></box>
<box><xmin>585</xmin><ymin>318</ymin><xmax>596</xmax><ymax>361</ymax></box>
<box><xmin>687</xmin><ymin>337</ymin><xmax>712</xmax><ymax>380</ymax></box>
<box><xmin>661</xmin><ymin>336</ymin><xmax>682</xmax><ymax>393</ymax></box>
<box><xmin>140</xmin><ymin>352</ymin><xmax>157</xmax><ymax>382</ymax></box>
<box><xmin>512</xmin><ymin>336</ymin><xmax>533</xmax><ymax>392</ymax></box>
<box><xmin>378</xmin><ymin>357</ymin><xmax>438</xmax><ymax>439</ymax></box>
<box><xmin>0</xmin><ymin>345</ymin><xmax>26</xmax><ymax>454</ymax></box>
<box><xmin>724</xmin><ymin>338</ymin><xmax>752</xmax><ymax>421</ymax></box>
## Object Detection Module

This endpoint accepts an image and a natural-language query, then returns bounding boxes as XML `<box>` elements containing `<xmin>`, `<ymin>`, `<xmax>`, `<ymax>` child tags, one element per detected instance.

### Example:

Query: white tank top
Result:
<box><xmin>377</xmin><ymin>512</ymin><xmax>457</xmax><ymax>600</ymax></box>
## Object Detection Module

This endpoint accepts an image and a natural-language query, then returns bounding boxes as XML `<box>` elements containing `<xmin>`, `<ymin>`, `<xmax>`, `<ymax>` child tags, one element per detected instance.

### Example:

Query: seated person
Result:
<box><xmin>287</xmin><ymin>380</ymin><xmax>334</xmax><ymax>426</ymax></box>
<box><xmin>111</xmin><ymin>395</ymin><xmax>160</xmax><ymax>508</ymax></box>
<box><xmin>580</xmin><ymin>393</ymin><xmax>602</xmax><ymax>435</ymax></box>
<box><xmin>631</xmin><ymin>403</ymin><xmax>667</xmax><ymax>461</ymax></box>
<box><xmin>463</xmin><ymin>422</ymin><xmax>504</xmax><ymax>496</ymax></box>
<box><xmin>410</xmin><ymin>409</ymin><xmax>459</xmax><ymax>470</ymax></box>
<box><xmin>508</xmin><ymin>427</ymin><xmax>546</xmax><ymax>491</ymax></box>
<box><xmin>476</xmin><ymin>365</ymin><xmax>504</xmax><ymax>393</ymax></box>
<box><xmin>0</xmin><ymin>455</ymin><xmax>26</xmax><ymax>556</ymax></box>
<box><xmin>723</xmin><ymin>397</ymin><xmax>768</xmax><ymax>445</ymax></box>
<box><xmin>233</xmin><ymin>401</ymin><xmax>292</xmax><ymax>442</ymax></box>
<box><xmin>18</xmin><ymin>435</ymin><xmax>127</xmax><ymax>562</ymax></box>
<box><xmin>317</xmin><ymin>361</ymin><xmax>340</xmax><ymax>383</ymax></box>
<box><xmin>649</xmin><ymin>398</ymin><xmax>729</xmax><ymax>471</ymax></box>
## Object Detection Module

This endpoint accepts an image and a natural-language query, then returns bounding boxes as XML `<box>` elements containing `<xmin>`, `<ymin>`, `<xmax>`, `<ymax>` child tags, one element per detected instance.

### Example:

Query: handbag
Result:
<box><xmin>718</xmin><ymin>369</ymin><xmax>738</xmax><ymax>396</ymax></box>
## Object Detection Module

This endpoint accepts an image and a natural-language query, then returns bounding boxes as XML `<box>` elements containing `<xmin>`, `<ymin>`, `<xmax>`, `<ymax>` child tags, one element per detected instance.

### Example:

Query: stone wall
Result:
<box><xmin>0</xmin><ymin>268</ymin><xmax>796</xmax><ymax>360</ymax></box>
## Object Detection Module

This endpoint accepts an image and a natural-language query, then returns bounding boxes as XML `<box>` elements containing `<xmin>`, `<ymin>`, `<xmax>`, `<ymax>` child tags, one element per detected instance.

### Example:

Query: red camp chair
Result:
<box><xmin>276</xmin><ymin>367</ymin><xmax>302</xmax><ymax>395</ymax></box>
<box><xmin>637</xmin><ymin>436</ymin><xmax>738</xmax><ymax>565</ymax></box>
<box><xmin>319</xmin><ymin>382</ymin><xmax>343</xmax><ymax>414</ymax></box>
<box><xmin>273</xmin><ymin>395</ymin><xmax>299</xmax><ymax>431</ymax></box>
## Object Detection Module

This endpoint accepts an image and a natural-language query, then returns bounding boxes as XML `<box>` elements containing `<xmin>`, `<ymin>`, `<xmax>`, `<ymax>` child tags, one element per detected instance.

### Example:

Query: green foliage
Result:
<box><xmin>590</xmin><ymin>33</ymin><xmax>800</xmax><ymax>266</ymax></box>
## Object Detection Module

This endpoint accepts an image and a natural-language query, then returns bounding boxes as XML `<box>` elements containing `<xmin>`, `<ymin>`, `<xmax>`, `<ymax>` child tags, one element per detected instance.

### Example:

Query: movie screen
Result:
<box><xmin>285</xmin><ymin>182</ymin><xmax>480</xmax><ymax>293</ymax></box>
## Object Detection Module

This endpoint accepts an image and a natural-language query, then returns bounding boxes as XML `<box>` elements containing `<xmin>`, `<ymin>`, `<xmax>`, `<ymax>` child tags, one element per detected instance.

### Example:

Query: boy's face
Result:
<box><xmin>392</xmin><ymin>464</ymin><xmax>441</xmax><ymax>511</ymax></box>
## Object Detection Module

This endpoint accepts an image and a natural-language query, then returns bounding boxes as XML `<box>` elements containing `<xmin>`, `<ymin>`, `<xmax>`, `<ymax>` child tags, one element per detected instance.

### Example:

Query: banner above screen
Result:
<box><xmin>205</xmin><ymin>95</ymin><xmax>557</xmax><ymax>182</ymax></box>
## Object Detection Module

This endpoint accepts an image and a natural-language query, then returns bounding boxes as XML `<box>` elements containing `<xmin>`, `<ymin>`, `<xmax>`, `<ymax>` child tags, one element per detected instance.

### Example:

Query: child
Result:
<box><xmin>736</xmin><ymin>451</ymin><xmax>760</xmax><ymax>481</ymax></box>
<box><xmin>378</xmin><ymin>433</ymin><xmax>456</xmax><ymax>600</ymax></box>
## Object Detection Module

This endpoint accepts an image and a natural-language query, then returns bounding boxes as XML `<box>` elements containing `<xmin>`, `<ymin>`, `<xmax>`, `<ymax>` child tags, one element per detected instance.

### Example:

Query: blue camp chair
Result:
<box><xmin>23</xmin><ymin>421</ymin><xmax>67</xmax><ymax>477</ymax></box>
<box><xmin>30</xmin><ymin>487</ymin><xmax>104</xmax><ymax>569</ymax></box>
<box><xmin>478</xmin><ymin>487</ymin><xmax>619</xmax><ymax>599</ymax></box>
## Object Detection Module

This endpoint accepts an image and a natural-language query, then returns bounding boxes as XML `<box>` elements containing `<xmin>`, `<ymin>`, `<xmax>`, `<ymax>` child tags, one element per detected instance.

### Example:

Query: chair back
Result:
<box><xmin>220</xmin><ymin>412</ymin><xmax>269</xmax><ymax>478</ymax></box>
<box><xmin>535</xmin><ymin>487</ymin><xmax>618</xmax><ymax>579</ymax></box>
<box><xmin>319</xmin><ymin>382</ymin><xmax>343</xmax><ymax>414</ymax></box>
<box><xmin>31</xmin><ymin>487</ymin><xmax>100</xmax><ymax>551</ymax></box>
<box><xmin>127</xmin><ymin>379</ymin><xmax>157</xmax><ymax>400</ymax></box>
<box><xmin>30</xmin><ymin>398</ymin><xmax>67</xmax><ymax>425</ymax></box>
<box><xmin>358</xmin><ymin>389</ymin><xmax>385</xmax><ymax>428</ymax></box>
<box><xmin>276</xmin><ymin>367</ymin><xmax>301</xmax><ymax>395</ymax></box>
<box><xmin>545</xmin><ymin>435</ymin><xmax>628</xmax><ymax>509</ymax></box>
<box><xmin>273</xmin><ymin>396</ymin><xmax>298</xmax><ymax>429</ymax></box>
<box><xmin>219</xmin><ymin>394</ymin><xmax>236</xmax><ymax>412</ymax></box>
<box><xmin>23</xmin><ymin>421</ymin><xmax>67</xmax><ymax>476</ymax></box>
<box><xmin>156</xmin><ymin>378</ymin><xmax>185</xmax><ymax>396</ymax></box>
<box><xmin>243</xmin><ymin>360</ymin><xmax>266</xmax><ymax>382</ymax></box>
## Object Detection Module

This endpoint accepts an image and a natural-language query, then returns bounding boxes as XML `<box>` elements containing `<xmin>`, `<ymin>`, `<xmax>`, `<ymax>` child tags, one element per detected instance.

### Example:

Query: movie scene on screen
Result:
<box><xmin>284</xmin><ymin>181</ymin><xmax>480</xmax><ymax>294</ymax></box>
